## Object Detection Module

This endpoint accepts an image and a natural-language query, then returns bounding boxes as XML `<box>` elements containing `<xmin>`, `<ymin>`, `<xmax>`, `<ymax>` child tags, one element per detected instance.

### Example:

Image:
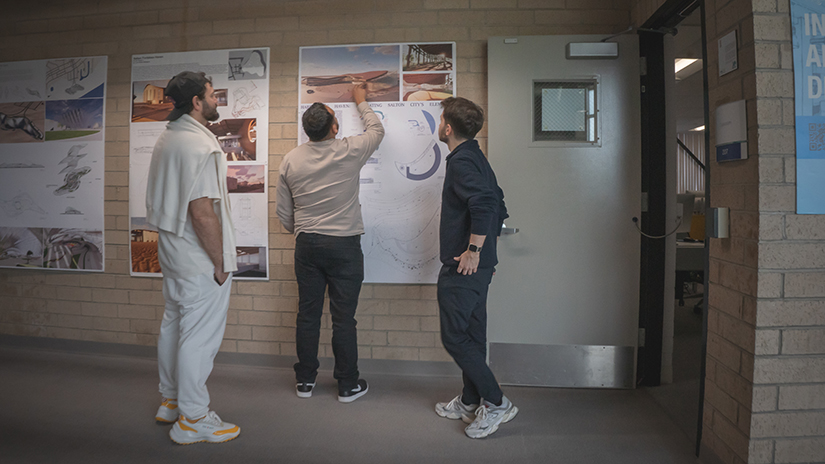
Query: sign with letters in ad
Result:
<box><xmin>792</xmin><ymin>0</ymin><xmax>825</xmax><ymax>213</ymax></box>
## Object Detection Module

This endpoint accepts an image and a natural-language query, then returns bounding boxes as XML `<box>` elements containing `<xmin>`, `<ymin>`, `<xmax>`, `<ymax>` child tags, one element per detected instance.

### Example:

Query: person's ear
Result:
<box><xmin>191</xmin><ymin>95</ymin><xmax>201</xmax><ymax>112</ymax></box>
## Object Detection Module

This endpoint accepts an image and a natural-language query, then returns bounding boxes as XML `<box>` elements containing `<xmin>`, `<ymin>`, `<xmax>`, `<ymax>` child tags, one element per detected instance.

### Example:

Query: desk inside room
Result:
<box><xmin>676</xmin><ymin>240</ymin><xmax>704</xmax><ymax>312</ymax></box>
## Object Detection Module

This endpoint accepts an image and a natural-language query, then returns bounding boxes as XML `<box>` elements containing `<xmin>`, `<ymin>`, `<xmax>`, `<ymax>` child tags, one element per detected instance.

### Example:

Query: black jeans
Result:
<box><xmin>437</xmin><ymin>265</ymin><xmax>503</xmax><ymax>405</ymax></box>
<box><xmin>294</xmin><ymin>233</ymin><xmax>363</xmax><ymax>390</ymax></box>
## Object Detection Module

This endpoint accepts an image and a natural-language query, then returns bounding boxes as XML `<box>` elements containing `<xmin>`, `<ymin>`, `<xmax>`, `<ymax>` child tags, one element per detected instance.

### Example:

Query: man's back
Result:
<box><xmin>276</xmin><ymin>101</ymin><xmax>383</xmax><ymax>236</ymax></box>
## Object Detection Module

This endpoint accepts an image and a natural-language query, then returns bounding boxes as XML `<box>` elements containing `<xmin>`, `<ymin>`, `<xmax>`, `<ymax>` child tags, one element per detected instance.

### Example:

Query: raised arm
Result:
<box><xmin>350</xmin><ymin>83</ymin><xmax>384</xmax><ymax>163</ymax></box>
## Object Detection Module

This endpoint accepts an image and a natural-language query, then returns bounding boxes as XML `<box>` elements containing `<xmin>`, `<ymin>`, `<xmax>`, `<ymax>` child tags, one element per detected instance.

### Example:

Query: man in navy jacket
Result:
<box><xmin>433</xmin><ymin>97</ymin><xmax>517</xmax><ymax>439</ymax></box>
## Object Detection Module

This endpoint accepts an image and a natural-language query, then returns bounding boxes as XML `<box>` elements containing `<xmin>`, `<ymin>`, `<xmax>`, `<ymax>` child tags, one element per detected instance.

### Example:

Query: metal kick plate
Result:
<box><xmin>489</xmin><ymin>342</ymin><xmax>636</xmax><ymax>389</ymax></box>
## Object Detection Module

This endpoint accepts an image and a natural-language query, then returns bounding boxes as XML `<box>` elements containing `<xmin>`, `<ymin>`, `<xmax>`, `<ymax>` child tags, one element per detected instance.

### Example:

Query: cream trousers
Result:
<box><xmin>158</xmin><ymin>271</ymin><xmax>232</xmax><ymax>419</ymax></box>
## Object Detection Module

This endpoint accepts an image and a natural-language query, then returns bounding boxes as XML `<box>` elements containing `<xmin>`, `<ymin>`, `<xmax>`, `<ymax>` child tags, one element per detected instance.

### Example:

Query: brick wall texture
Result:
<box><xmin>0</xmin><ymin>0</ymin><xmax>631</xmax><ymax>362</ymax></box>
<box><xmin>3</xmin><ymin>1</ymin><xmax>823</xmax><ymax>462</ymax></box>
<box><xmin>749</xmin><ymin>0</ymin><xmax>825</xmax><ymax>462</ymax></box>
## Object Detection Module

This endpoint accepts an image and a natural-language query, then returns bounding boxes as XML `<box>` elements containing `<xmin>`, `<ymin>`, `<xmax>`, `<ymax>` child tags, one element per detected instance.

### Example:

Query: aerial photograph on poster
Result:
<box><xmin>45</xmin><ymin>98</ymin><xmax>104</xmax><ymax>141</ymax></box>
<box><xmin>0</xmin><ymin>101</ymin><xmax>45</xmax><ymax>143</ymax></box>
<box><xmin>403</xmin><ymin>73</ymin><xmax>454</xmax><ymax>101</ymax></box>
<box><xmin>207</xmin><ymin>118</ymin><xmax>257</xmax><ymax>161</ymax></box>
<box><xmin>300</xmin><ymin>45</ymin><xmax>400</xmax><ymax>103</ymax></box>
<box><xmin>227</xmin><ymin>164</ymin><xmax>265</xmax><ymax>194</ymax></box>
<box><xmin>402</xmin><ymin>43</ymin><xmax>453</xmax><ymax>72</ymax></box>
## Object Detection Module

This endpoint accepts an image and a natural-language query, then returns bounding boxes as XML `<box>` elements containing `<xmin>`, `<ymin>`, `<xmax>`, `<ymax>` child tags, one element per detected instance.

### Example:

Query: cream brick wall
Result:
<box><xmin>751</xmin><ymin>0</ymin><xmax>825</xmax><ymax>463</ymax></box>
<box><xmin>0</xmin><ymin>0</ymin><xmax>631</xmax><ymax>364</ymax></box>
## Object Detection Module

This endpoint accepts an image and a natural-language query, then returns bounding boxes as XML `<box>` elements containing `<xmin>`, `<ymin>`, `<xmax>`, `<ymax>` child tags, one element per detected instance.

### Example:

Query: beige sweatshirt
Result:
<box><xmin>276</xmin><ymin>102</ymin><xmax>384</xmax><ymax>236</ymax></box>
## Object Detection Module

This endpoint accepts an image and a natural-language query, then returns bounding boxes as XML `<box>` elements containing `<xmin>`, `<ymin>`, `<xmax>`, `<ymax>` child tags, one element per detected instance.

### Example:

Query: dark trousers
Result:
<box><xmin>437</xmin><ymin>265</ymin><xmax>503</xmax><ymax>405</ymax></box>
<box><xmin>294</xmin><ymin>233</ymin><xmax>363</xmax><ymax>390</ymax></box>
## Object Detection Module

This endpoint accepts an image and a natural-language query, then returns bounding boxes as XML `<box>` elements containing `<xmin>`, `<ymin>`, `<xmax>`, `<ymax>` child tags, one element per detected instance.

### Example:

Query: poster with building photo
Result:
<box><xmin>299</xmin><ymin>42</ymin><xmax>455</xmax><ymax>284</ymax></box>
<box><xmin>129</xmin><ymin>48</ymin><xmax>270</xmax><ymax>279</ymax></box>
<box><xmin>0</xmin><ymin>56</ymin><xmax>107</xmax><ymax>271</ymax></box>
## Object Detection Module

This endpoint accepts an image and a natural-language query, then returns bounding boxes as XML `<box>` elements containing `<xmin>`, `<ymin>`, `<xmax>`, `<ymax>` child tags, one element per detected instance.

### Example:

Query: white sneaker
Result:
<box><xmin>155</xmin><ymin>398</ymin><xmax>179</xmax><ymax>424</ymax></box>
<box><xmin>435</xmin><ymin>395</ymin><xmax>478</xmax><ymax>424</ymax></box>
<box><xmin>169</xmin><ymin>411</ymin><xmax>240</xmax><ymax>445</ymax></box>
<box><xmin>464</xmin><ymin>396</ymin><xmax>518</xmax><ymax>439</ymax></box>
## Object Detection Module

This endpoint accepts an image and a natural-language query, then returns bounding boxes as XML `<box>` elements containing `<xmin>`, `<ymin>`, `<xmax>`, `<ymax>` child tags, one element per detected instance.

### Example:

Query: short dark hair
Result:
<box><xmin>302</xmin><ymin>103</ymin><xmax>335</xmax><ymax>142</ymax></box>
<box><xmin>164</xmin><ymin>71</ymin><xmax>212</xmax><ymax>121</ymax></box>
<box><xmin>440</xmin><ymin>97</ymin><xmax>484</xmax><ymax>140</ymax></box>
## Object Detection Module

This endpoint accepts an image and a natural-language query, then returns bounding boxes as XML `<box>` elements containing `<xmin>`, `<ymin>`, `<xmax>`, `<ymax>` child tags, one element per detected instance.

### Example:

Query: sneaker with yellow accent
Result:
<box><xmin>169</xmin><ymin>411</ymin><xmax>240</xmax><ymax>445</ymax></box>
<box><xmin>155</xmin><ymin>398</ymin><xmax>179</xmax><ymax>424</ymax></box>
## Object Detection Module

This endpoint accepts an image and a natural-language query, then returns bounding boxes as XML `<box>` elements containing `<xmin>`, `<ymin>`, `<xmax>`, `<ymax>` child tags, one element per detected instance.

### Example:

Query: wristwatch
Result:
<box><xmin>468</xmin><ymin>244</ymin><xmax>482</xmax><ymax>253</ymax></box>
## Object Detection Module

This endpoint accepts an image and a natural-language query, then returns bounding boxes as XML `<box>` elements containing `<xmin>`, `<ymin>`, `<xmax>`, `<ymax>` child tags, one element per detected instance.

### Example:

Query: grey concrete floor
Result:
<box><xmin>0</xmin><ymin>346</ymin><xmax>707</xmax><ymax>464</ymax></box>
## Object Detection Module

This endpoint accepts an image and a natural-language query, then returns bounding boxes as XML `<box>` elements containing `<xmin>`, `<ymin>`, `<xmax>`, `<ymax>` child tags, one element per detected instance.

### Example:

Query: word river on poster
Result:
<box><xmin>299</xmin><ymin>43</ymin><xmax>456</xmax><ymax>284</ymax></box>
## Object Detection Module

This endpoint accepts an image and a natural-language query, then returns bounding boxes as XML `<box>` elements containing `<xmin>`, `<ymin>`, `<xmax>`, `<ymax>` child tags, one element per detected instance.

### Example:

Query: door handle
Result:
<box><xmin>501</xmin><ymin>223</ymin><xmax>519</xmax><ymax>235</ymax></box>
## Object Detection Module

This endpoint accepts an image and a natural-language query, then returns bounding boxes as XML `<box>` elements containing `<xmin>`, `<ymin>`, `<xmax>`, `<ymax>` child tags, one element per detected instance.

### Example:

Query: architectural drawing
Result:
<box><xmin>228</xmin><ymin>49</ymin><xmax>267</xmax><ymax>80</ymax></box>
<box><xmin>0</xmin><ymin>101</ymin><xmax>45</xmax><ymax>142</ymax></box>
<box><xmin>231</xmin><ymin>83</ymin><xmax>265</xmax><ymax>117</ymax></box>
<box><xmin>0</xmin><ymin>57</ymin><xmax>107</xmax><ymax>272</ymax></box>
<box><xmin>130</xmin><ymin>48</ymin><xmax>270</xmax><ymax>278</ymax></box>
<box><xmin>58</xmin><ymin>144</ymin><xmax>87</xmax><ymax>174</ymax></box>
<box><xmin>54</xmin><ymin>166</ymin><xmax>92</xmax><ymax>196</ymax></box>
<box><xmin>1</xmin><ymin>193</ymin><xmax>46</xmax><ymax>217</ymax></box>
<box><xmin>299</xmin><ymin>42</ymin><xmax>455</xmax><ymax>283</ymax></box>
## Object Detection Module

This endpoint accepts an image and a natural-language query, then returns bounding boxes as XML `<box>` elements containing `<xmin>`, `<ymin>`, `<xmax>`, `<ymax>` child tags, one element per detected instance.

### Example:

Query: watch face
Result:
<box><xmin>469</xmin><ymin>244</ymin><xmax>480</xmax><ymax>252</ymax></box>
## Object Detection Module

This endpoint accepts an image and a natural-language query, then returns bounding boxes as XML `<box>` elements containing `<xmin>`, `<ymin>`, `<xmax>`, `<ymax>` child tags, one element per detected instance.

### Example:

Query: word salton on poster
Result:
<box><xmin>298</xmin><ymin>43</ymin><xmax>456</xmax><ymax>284</ymax></box>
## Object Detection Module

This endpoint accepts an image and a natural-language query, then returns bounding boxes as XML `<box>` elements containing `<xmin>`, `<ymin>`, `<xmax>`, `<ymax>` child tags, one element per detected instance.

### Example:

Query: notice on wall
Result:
<box><xmin>299</xmin><ymin>43</ymin><xmax>456</xmax><ymax>284</ymax></box>
<box><xmin>0</xmin><ymin>57</ymin><xmax>107</xmax><ymax>271</ymax></box>
<box><xmin>791</xmin><ymin>0</ymin><xmax>825</xmax><ymax>213</ymax></box>
<box><xmin>129</xmin><ymin>48</ymin><xmax>270</xmax><ymax>279</ymax></box>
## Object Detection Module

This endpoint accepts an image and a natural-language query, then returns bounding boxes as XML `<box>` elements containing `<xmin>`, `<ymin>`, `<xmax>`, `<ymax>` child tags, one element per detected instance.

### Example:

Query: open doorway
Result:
<box><xmin>637</xmin><ymin>0</ymin><xmax>709</xmax><ymax>455</ymax></box>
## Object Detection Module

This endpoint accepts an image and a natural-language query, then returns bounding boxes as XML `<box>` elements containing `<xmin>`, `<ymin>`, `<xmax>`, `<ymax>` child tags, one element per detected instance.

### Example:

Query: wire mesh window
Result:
<box><xmin>533</xmin><ymin>80</ymin><xmax>598</xmax><ymax>143</ymax></box>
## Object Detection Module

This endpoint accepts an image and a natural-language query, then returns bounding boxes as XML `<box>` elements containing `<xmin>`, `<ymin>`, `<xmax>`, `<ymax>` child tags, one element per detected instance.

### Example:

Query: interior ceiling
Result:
<box><xmin>673</xmin><ymin>7</ymin><xmax>705</xmax><ymax>134</ymax></box>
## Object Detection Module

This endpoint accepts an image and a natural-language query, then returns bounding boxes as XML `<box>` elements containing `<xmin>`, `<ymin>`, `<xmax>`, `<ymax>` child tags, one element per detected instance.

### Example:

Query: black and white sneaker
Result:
<box><xmin>296</xmin><ymin>382</ymin><xmax>315</xmax><ymax>398</ymax></box>
<box><xmin>338</xmin><ymin>379</ymin><xmax>369</xmax><ymax>403</ymax></box>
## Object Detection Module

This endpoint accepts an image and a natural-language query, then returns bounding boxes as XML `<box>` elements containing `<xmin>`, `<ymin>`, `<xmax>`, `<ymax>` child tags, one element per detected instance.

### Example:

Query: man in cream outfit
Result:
<box><xmin>146</xmin><ymin>71</ymin><xmax>240</xmax><ymax>445</ymax></box>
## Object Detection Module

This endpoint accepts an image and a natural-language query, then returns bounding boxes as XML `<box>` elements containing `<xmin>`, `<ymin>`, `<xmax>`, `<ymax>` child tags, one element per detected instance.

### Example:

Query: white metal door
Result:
<box><xmin>487</xmin><ymin>35</ymin><xmax>641</xmax><ymax>388</ymax></box>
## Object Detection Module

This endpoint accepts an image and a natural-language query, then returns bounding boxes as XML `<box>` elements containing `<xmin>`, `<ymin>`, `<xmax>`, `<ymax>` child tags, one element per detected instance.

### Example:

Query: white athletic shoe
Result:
<box><xmin>435</xmin><ymin>395</ymin><xmax>478</xmax><ymax>424</ymax></box>
<box><xmin>169</xmin><ymin>411</ymin><xmax>240</xmax><ymax>445</ymax></box>
<box><xmin>155</xmin><ymin>398</ymin><xmax>179</xmax><ymax>424</ymax></box>
<box><xmin>464</xmin><ymin>396</ymin><xmax>518</xmax><ymax>439</ymax></box>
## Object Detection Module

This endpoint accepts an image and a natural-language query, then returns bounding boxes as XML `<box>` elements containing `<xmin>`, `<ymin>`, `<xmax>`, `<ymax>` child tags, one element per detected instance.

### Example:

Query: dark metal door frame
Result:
<box><xmin>636</xmin><ymin>0</ymin><xmax>710</xmax><ymax>456</ymax></box>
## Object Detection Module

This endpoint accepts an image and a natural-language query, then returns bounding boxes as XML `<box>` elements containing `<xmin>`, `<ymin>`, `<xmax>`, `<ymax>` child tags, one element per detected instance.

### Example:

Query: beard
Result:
<box><xmin>438</xmin><ymin>124</ymin><xmax>448</xmax><ymax>144</ymax></box>
<box><xmin>203</xmin><ymin>101</ymin><xmax>220</xmax><ymax>122</ymax></box>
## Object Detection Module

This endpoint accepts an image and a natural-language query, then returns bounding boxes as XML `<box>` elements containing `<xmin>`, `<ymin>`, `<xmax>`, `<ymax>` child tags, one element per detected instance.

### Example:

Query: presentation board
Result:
<box><xmin>129</xmin><ymin>48</ymin><xmax>270</xmax><ymax>279</ymax></box>
<box><xmin>299</xmin><ymin>43</ymin><xmax>456</xmax><ymax>284</ymax></box>
<box><xmin>0</xmin><ymin>56</ymin><xmax>107</xmax><ymax>271</ymax></box>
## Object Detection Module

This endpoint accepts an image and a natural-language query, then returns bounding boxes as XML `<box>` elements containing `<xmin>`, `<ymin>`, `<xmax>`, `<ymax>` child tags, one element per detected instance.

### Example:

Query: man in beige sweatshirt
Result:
<box><xmin>276</xmin><ymin>83</ymin><xmax>384</xmax><ymax>403</ymax></box>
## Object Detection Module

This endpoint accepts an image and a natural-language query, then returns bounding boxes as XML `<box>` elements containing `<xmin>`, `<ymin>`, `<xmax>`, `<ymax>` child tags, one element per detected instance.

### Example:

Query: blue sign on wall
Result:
<box><xmin>792</xmin><ymin>0</ymin><xmax>825</xmax><ymax>213</ymax></box>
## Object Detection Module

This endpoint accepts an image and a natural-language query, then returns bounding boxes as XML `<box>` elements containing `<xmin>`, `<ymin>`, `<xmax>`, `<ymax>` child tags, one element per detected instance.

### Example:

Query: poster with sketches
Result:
<box><xmin>129</xmin><ymin>48</ymin><xmax>270</xmax><ymax>279</ymax></box>
<box><xmin>0</xmin><ymin>56</ymin><xmax>107</xmax><ymax>271</ymax></box>
<box><xmin>299</xmin><ymin>43</ymin><xmax>455</xmax><ymax>284</ymax></box>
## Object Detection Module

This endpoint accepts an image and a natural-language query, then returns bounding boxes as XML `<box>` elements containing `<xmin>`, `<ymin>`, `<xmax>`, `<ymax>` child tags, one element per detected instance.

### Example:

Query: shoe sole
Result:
<box><xmin>296</xmin><ymin>391</ymin><xmax>312</xmax><ymax>398</ymax></box>
<box><xmin>155</xmin><ymin>416</ymin><xmax>177</xmax><ymax>424</ymax></box>
<box><xmin>465</xmin><ymin>406</ymin><xmax>519</xmax><ymax>439</ymax></box>
<box><xmin>170</xmin><ymin>434</ymin><xmax>240</xmax><ymax>445</ymax></box>
<box><xmin>338</xmin><ymin>385</ymin><xmax>369</xmax><ymax>403</ymax></box>
<box><xmin>170</xmin><ymin>427</ymin><xmax>241</xmax><ymax>445</ymax></box>
<box><xmin>435</xmin><ymin>406</ymin><xmax>476</xmax><ymax>424</ymax></box>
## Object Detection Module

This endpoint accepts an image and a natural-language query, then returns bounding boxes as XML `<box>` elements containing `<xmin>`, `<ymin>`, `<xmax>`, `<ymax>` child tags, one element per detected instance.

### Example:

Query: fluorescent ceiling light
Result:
<box><xmin>675</xmin><ymin>58</ymin><xmax>698</xmax><ymax>73</ymax></box>
<box><xmin>674</xmin><ymin>58</ymin><xmax>703</xmax><ymax>80</ymax></box>
<box><xmin>690</xmin><ymin>125</ymin><xmax>705</xmax><ymax>131</ymax></box>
